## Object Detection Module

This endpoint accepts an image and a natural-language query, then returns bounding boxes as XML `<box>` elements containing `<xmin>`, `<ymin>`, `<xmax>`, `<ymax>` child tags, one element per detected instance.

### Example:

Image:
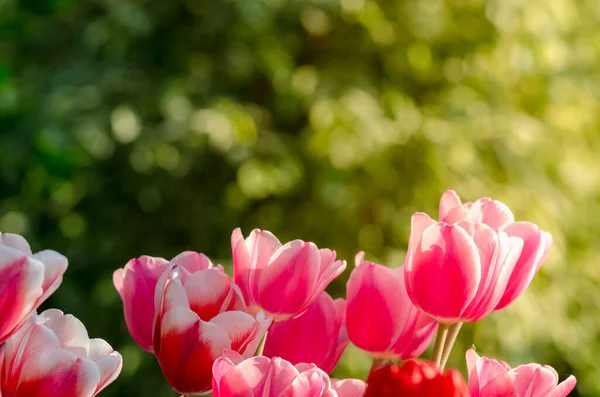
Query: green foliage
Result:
<box><xmin>1</xmin><ymin>0</ymin><xmax>596</xmax><ymax>395</ymax></box>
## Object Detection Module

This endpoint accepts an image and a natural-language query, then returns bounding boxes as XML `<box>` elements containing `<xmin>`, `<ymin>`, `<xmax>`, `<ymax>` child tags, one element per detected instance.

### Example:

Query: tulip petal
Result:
<box><xmin>330</xmin><ymin>379</ymin><xmax>367</xmax><ymax>397</ymax></box>
<box><xmin>157</xmin><ymin>307</ymin><xmax>231</xmax><ymax>394</ymax></box>
<box><xmin>439</xmin><ymin>189</ymin><xmax>463</xmax><ymax>221</ymax></box>
<box><xmin>0</xmin><ymin>232</ymin><xmax>32</xmax><ymax>254</ymax></box>
<box><xmin>407</xmin><ymin>223</ymin><xmax>481</xmax><ymax>321</ymax></box>
<box><xmin>258</xmin><ymin>241</ymin><xmax>320</xmax><ymax>318</ymax></box>
<box><xmin>184</xmin><ymin>269</ymin><xmax>242</xmax><ymax>321</ymax></box>
<box><xmin>232</xmin><ymin>228</ymin><xmax>282</xmax><ymax>307</ymax></box>
<box><xmin>548</xmin><ymin>375</ymin><xmax>576</xmax><ymax>397</ymax></box>
<box><xmin>171</xmin><ymin>251</ymin><xmax>214</xmax><ymax>271</ymax></box>
<box><xmin>210</xmin><ymin>311</ymin><xmax>266</xmax><ymax>357</ymax></box>
<box><xmin>346</xmin><ymin>257</ymin><xmax>409</xmax><ymax>353</ymax></box>
<box><xmin>495</xmin><ymin>222</ymin><xmax>546</xmax><ymax>311</ymax></box>
<box><xmin>0</xmin><ymin>248</ymin><xmax>44</xmax><ymax>342</ymax></box>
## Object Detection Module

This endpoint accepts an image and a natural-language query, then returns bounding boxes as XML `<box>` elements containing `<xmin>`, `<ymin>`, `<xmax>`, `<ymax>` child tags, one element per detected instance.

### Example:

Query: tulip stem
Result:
<box><xmin>440</xmin><ymin>322</ymin><xmax>463</xmax><ymax>370</ymax></box>
<box><xmin>255</xmin><ymin>331</ymin><xmax>268</xmax><ymax>356</ymax></box>
<box><xmin>432</xmin><ymin>323</ymin><xmax>449</xmax><ymax>368</ymax></box>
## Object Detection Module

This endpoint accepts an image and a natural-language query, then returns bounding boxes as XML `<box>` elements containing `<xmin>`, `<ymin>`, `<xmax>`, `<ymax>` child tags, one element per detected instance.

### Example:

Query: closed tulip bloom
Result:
<box><xmin>439</xmin><ymin>190</ymin><xmax>553</xmax><ymax>311</ymax></box>
<box><xmin>212</xmin><ymin>353</ymin><xmax>366</xmax><ymax>397</ymax></box>
<box><xmin>346</xmin><ymin>252</ymin><xmax>437</xmax><ymax>359</ymax></box>
<box><xmin>405</xmin><ymin>213</ymin><xmax>524</xmax><ymax>323</ymax></box>
<box><xmin>0</xmin><ymin>232</ymin><xmax>67</xmax><ymax>343</ymax></box>
<box><xmin>365</xmin><ymin>360</ymin><xmax>469</xmax><ymax>397</ymax></box>
<box><xmin>263</xmin><ymin>291</ymin><xmax>348</xmax><ymax>373</ymax></box>
<box><xmin>466</xmin><ymin>348</ymin><xmax>576</xmax><ymax>397</ymax></box>
<box><xmin>113</xmin><ymin>251</ymin><xmax>216</xmax><ymax>351</ymax></box>
<box><xmin>153</xmin><ymin>266</ymin><xmax>271</xmax><ymax>395</ymax></box>
<box><xmin>232</xmin><ymin>228</ymin><xmax>347</xmax><ymax>320</ymax></box>
<box><xmin>0</xmin><ymin>309</ymin><xmax>122</xmax><ymax>397</ymax></box>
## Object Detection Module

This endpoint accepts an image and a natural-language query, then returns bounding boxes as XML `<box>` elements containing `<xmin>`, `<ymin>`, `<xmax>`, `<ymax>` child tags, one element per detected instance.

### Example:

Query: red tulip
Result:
<box><xmin>113</xmin><ymin>251</ymin><xmax>216</xmax><ymax>351</ymax></box>
<box><xmin>365</xmin><ymin>360</ymin><xmax>469</xmax><ymax>397</ymax></box>
<box><xmin>0</xmin><ymin>233</ymin><xmax>67</xmax><ymax>343</ymax></box>
<box><xmin>153</xmin><ymin>265</ymin><xmax>271</xmax><ymax>394</ymax></box>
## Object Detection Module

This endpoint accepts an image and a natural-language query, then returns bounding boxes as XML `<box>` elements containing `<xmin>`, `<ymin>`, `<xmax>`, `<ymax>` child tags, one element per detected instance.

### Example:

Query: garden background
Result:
<box><xmin>1</xmin><ymin>0</ymin><xmax>597</xmax><ymax>395</ymax></box>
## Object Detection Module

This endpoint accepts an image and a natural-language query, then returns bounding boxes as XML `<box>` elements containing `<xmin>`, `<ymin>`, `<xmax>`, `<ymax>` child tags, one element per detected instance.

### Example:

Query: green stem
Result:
<box><xmin>432</xmin><ymin>323</ymin><xmax>449</xmax><ymax>369</ymax></box>
<box><xmin>255</xmin><ymin>331</ymin><xmax>268</xmax><ymax>356</ymax></box>
<box><xmin>440</xmin><ymin>322</ymin><xmax>463</xmax><ymax>370</ymax></box>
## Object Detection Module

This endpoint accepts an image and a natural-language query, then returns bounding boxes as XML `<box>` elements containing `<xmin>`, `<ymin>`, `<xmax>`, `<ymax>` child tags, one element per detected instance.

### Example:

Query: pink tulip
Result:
<box><xmin>232</xmin><ymin>228</ymin><xmax>347</xmax><ymax>320</ymax></box>
<box><xmin>405</xmin><ymin>213</ymin><xmax>524</xmax><ymax>323</ymax></box>
<box><xmin>0</xmin><ymin>309</ymin><xmax>122</xmax><ymax>397</ymax></box>
<box><xmin>0</xmin><ymin>232</ymin><xmax>67</xmax><ymax>343</ymax></box>
<box><xmin>346</xmin><ymin>252</ymin><xmax>437</xmax><ymax>359</ymax></box>
<box><xmin>153</xmin><ymin>265</ymin><xmax>272</xmax><ymax>394</ymax></box>
<box><xmin>262</xmin><ymin>291</ymin><xmax>348</xmax><ymax>373</ymax></box>
<box><xmin>438</xmin><ymin>190</ymin><xmax>553</xmax><ymax>311</ymax></box>
<box><xmin>212</xmin><ymin>353</ymin><xmax>366</xmax><ymax>397</ymax></box>
<box><xmin>466</xmin><ymin>348</ymin><xmax>576</xmax><ymax>397</ymax></box>
<box><xmin>113</xmin><ymin>251</ymin><xmax>216</xmax><ymax>351</ymax></box>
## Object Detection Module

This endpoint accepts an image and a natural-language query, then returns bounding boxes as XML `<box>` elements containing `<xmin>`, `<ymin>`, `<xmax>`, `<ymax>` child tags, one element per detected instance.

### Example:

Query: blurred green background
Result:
<box><xmin>0</xmin><ymin>0</ymin><xmax>594</xmax><ymax>395</ymax></box>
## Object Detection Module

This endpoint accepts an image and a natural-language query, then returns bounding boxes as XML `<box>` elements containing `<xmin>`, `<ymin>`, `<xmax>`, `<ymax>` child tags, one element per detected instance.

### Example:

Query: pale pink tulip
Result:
<box><xmin>263</xmin><ymin>291</ymin><xmax>348</xmax><ymax>373</ymax></box>
<box><xmin>438</xmin><ymin>190</ymin><xmax>553</xmax><ymax>311</ymax></box>
<box><xmin>113</xmin><ymin>251</ymin><xmax>216</xmax><ymax>351</ymax></box>
<box><xmin>466</xmin><ymin>349</ymin><xmax>576</xmax><ymax>397</ymax></box>
<box><xmin>0</xmin><ymin>309</ymin><xmax>122</xmax><ymax>397</ymax></box>
<box><xmin>404</xmin><ymin>213</ymin><xmax>524</xmax><ymax>323</ymax></box>
<box><xmin>212</xmin><ymin>353</ymin><xmax>366</xmax><ymax>397</ymax></box>
<box><xmin>232</xmin><ymin>228</ymin><xmax>347</xmax><ymax>320</ymax></box>
<box><xmin>346</xmin><ymin>252</ymin><xmax>437</xmax><ymax>359</ymax></box>
<box><xmin>0</xmin><ymin>232</ymin><xmax>67</xmax><ymax>343</ymax></box>
<box><xmin>153</xmin><ymin>266</ymin><xmax>271</xmax><ymax>394</ymax></box>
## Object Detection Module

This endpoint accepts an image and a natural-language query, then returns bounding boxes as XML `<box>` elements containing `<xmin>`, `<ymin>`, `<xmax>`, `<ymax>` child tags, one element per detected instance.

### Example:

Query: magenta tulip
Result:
<box><xmin>153</xmin><ymin>265</ymin><xmax>271</xmax><ymax>394</ymax></box>
<box><xmin>466</xmin><ymin>348</ymin><xmax>576</xmax><ymax>397</ymax></box>
<box><xmin>346</xmin><ymin>252</ymin><xmax>437</xmax><ymax>359</ymax></box>
<box><xmin>0</xmin><ymin>232</ymin><xmax>67</xmax><ymax>343</ymax></box>
<box><xmin>263</xmin><ymin>291</ymin><xmax>348</xmax><ymax>373</ymax></box>
<box><xmin>405</xmin><ymin>213</ymin><xmax>525</xmax><ymax>323</ymax></box>
<box><xmin>439</xmin><ymin>190</ymin><xmax>553</xmax><ymax>311</ymax></box>
<box><xmin>212</xmin><ymin>353</ymin><xmax>366</xmax><ymax>397</ymax></box>
<box><xmin>113</xmin><ymin>251</ymin><xmax>216</xmax><ymax>351</ymax></box>
<box><xmin>0</xmin><ymin>309</ymin><xmax>122</xmax><ymax>397</ymax></box>
<box><xmin>232</xmin><ymin>228</ymin><xmax>347</xmax><ymax>320</ymax></box>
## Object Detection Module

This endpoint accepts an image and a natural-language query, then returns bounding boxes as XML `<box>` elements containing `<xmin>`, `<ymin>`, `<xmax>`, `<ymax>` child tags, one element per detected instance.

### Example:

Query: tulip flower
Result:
<box><xmin>0</xmin><ymin>309</ymin><xmax>122</xmax><ymax>397</ymax></box>
<box><xmin>231</xmin><ymin>228</ymin><xmax>347</xmax><ymax>320</ymax></box>
<box><xmin>438</xmin><ymin>190</ymin><xmax>553</xmax><ymax>311</ymax></box>
<box><xmin>466</xmin><ymin>348</ymin><xmax>576</xmax><ymax>397</ymax></box>
<box><xmin>364</xmin><ymin>360</ymin><xmax>469</xmax><ymax>397</ymax></box>
<box><xmin>153</xmin><ymin>266</ymin><xmax>271</xmax><ymax>395</ymax></box>
<box><xmin>0</xmin><ymin>232</ymin><xmax>67</xmax><ymax>343</ymax></box>
<box><xmin>346</xmin><ymin>252</ymin><xmax>437</xmax><ymax>359</ymax></box>
<box><xmin>263</xmin><ymin>291</ymin><xmax>348</xmax><ymax>373</ymax></box>
<box><xmin>212</xmin><ymin>353</ymin><xmax>366</xmax><ymax>397</ymax></box>
<box><xmin>404</xmin><ymin>213</ymin><xmax>524</xmax><ymax>323</ymax></box>
<box><xmin>113</xmin><ymin>251</ymin><xmax>218</xmax><ymax>351</ymax></box>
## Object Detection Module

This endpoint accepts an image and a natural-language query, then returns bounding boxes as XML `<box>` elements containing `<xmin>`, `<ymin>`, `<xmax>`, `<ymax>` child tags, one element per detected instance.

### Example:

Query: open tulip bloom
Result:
<box><xmin>466</xmin><ymin>348</ymin><xmax>576</xmax><ymax>397</ymax></box>
<box><xmin>0</xmin><ymin>309</ymin><xmax>122</xmax><ymax>397</ymax></box>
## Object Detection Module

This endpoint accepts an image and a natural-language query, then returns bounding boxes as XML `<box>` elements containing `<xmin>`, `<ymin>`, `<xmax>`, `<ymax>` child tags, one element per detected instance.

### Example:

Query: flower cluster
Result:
<box><xmin>112</xmin><ymin>189</ymin><xmax>576</xmax><ymax>397</ymax></box>
<box><xmin>0</xmin><ymin>233</ymin><xmax>122</xmax><ymax>396</ymax></box>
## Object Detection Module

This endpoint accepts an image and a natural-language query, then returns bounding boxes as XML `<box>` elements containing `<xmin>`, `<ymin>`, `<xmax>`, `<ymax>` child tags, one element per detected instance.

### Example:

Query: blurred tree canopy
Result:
<box><xmin>1</xmin><ymin>0</ymin><xmax>598</xmax><ymax>395</ymax></box>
